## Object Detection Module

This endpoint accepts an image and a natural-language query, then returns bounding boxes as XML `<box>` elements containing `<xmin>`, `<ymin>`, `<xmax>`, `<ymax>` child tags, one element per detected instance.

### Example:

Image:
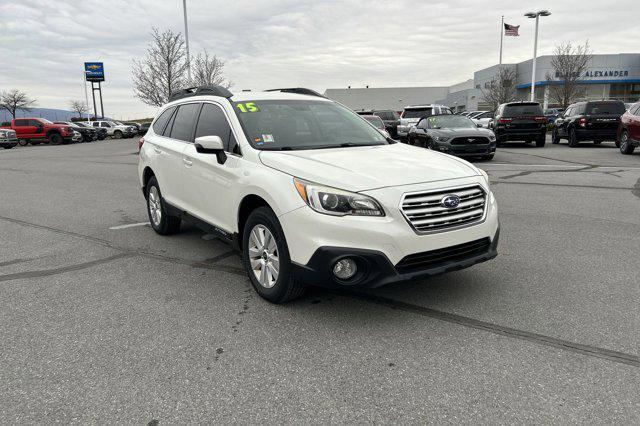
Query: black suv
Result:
<box><xmin>491</xmin><ymin>102</ymin><xmax>547</xmax><ymax>147</ymax></box>
<box><xmin>356</xmin><ymin>109</ymin><xmax>399</xmax><ymax>138</ymax></box>
<box><xmin>552</xmin><ymin>100</ymin><xmax>626</xmax><ymax>147</ymax></box>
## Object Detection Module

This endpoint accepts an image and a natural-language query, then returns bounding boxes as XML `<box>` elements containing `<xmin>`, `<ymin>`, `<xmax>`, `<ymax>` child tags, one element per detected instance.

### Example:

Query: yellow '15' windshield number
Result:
<box><xmin>236</xmin><ymin>102</ymin><xmax>259</xmax><ymax>113</ymax></box>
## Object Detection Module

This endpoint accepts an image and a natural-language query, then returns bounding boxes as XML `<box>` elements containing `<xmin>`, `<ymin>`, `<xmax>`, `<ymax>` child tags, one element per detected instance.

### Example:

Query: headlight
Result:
<box><xmin>293</xmin><ymin>178</ymin><xmax>384</xmax><ymax>217</ymax></box>
<box><xmin>488</xmin><ymin>134</ymin><xmax>496</xmax><ymax>141</ymax></box>
<box><xmin>434</xmin><ymin>136</ymin><xmax>450</xmax><ymax>142</ymax></box>
<box><xmin>0</xmin><ymin>130</ymin><xmax>7</xmax><ymax>138</ymax></box>
<box><xmin>478</xmin><ymin>169</ymin><xmax>490</xmax><ymax>187</ymax></box>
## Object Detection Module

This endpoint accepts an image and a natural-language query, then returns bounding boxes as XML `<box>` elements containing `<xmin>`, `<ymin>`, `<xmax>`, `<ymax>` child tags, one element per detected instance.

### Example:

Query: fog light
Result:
<box><xmin>333</xmin><ymin>258</ymin><xmax>357</xmax><ymax>280</ymax></box>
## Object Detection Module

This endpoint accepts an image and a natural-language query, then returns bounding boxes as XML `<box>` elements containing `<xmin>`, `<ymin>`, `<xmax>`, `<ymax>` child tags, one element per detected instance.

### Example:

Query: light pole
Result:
<box><xmin>182</xmin><ymin>0</ymin><xmax>191</xmax><ymax>83</ymax></box>
<box><xmin>525</xmin><ymin>10</ymin><xmax>551</xmax><ymax>101</ymax></box>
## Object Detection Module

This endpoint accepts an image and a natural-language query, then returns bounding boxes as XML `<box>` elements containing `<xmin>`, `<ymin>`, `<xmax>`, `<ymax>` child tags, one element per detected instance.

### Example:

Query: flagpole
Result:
<box><xmin>499</xmin><ymin>15</ymin><xmax>504</xmax><ymax>66</ymax></box>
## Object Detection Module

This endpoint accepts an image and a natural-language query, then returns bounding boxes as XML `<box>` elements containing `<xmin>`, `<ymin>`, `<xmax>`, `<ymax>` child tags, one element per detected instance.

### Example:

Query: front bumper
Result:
<box><xmin>292</xmin><ymin>227</ymin><xmax>499</xmax><ymax>289</ymax></box>
<box><xmin>433</xmin><ymin>141</ymin><xmax>496</xmax><ymax>157</ymax></box>
<box><xmin>280</xmin><ymin>176</ymin><xmax>499</xmax><ymax>288</ymax></box>
<box><xmin>0</xmin><ymin>137</ymin><xmax>19</xmax><ymax>146</ymax></box>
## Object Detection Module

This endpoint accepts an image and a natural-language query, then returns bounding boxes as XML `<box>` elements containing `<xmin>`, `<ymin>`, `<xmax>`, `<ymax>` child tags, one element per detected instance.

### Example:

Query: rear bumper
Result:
<box><xmin>292</xmin><ymin>227</ymin><xmax>499</xmax><ymax>289</ymax></box>
<box><xmin>575</xmin><ymin>128</ymin><xmax>617</xmax><ymax>140</ymax></box>
<box><xmin>495</xmin><ymin>127</ymin><xmax>546</xmax><ymax>141</ymax></box>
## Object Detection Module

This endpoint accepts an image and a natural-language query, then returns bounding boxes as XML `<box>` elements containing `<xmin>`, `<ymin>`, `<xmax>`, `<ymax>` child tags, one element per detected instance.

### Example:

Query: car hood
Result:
<box><xmin>431</xmin><ymin>128</ymin><xmax>495</xmax><ymax>138</ymax></box>
<box><xmin>259</xmin><ymin>143</ymin><xmax>480</xmax><ymax>191</ymax></box>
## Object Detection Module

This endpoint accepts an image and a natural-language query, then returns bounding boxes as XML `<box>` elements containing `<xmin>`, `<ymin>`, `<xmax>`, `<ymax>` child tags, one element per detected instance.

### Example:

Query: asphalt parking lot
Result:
<box><xmin>1</xmin><ymin>138</ymin><xmax>639</xmax><ymax>423</ymax></box>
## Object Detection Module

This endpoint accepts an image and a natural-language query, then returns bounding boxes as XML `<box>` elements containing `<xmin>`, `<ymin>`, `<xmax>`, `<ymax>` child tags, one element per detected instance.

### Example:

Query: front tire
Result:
<box><xmin>113</xmin><ymin>130</ymin><xmax>123</xmax><ymax>139</ymax></box>
<box><xmin>593</xmin><ymin>140</ymin><xmax>602</xmax><ymax>145</ymax></box>
<box><xmin>242</xmin><ymin>207</ymin><xmax>305</xmax><ymax>303</ymax></box>
<box><xmin>48</xmin><ymin>133</ymin><xmax>62</xmax><ymax>145</ymax></box>
<box><xmin>619</xmin><ymin>131</ymin><xmax>635</xmax><ymax>155</ymax></box>
<box><xmin>146</xmin><ymin>176</ymin><xmax>181</xmax><ymax>235</ymax></box>
<box><xmin>18</xmin><ymin>139</ymin><xmax>28</xmax><ymax>146</ymax></box>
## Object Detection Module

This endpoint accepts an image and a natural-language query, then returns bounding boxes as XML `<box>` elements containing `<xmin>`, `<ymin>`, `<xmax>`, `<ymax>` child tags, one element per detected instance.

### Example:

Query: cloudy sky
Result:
<box><xmin>1</xmin><ymin>0</ymin><xmax>638</xmax><ymax>119</ymax></box>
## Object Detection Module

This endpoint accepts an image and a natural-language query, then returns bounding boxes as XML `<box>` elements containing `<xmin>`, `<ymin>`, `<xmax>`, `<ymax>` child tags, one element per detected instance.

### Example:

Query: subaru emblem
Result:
<box><xmin>441</xmin><ymin>194</ymin><xmax>460</xmax><ymax>208</ymax></box>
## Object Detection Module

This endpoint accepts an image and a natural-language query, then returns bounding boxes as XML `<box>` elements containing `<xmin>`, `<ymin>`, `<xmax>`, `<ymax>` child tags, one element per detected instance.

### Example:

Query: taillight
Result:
<box><xmin>497</xmin><ymin>118</ymin><xmax>512</xmax><ymax>124</ymax></box>
<box><xmin>534</xmin><ymin>116</ymin><xmax>547</xmax><ymax>123</ymax></box>
<box><xmin>579</xmin><ymin>118</ymin><xmax>587</xmax><ymax>127</ymax></box>
<box><xmin>138</xmin><ymin>137</ymin><xmax>145</xmax><ymax>152</ymax></box>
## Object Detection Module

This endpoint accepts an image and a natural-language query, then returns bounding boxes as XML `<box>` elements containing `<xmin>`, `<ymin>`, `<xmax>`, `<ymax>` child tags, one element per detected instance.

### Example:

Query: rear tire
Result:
<box><xmin>146</xmin><ymin>176</ymin><xmax>181</xmax><ymax>235</ymax></box>
<box><xmin>535</xmin><ymin>134</ymin><xmax>546</xmax><ymax>147</ymax></box>
<box><xmin>551</xmin><ymin>128</ymin><xmax>560</xmax><ymax>144</ymax></box>
<box><xmin>619</xmin><ymin>131</ymin><xmax>635</xmax><ymax>155</ymax></box>
<box><xmin>482</xmin><ymin>153</ymin><xmax>495</xmax><ymax>161</ymax></box>
<box><xmin>113</xmin><ymin>130</ymin><xmax>123</xmax><ymax>139</ymax></box>
<box><xmin>568</xmin><ymin>128</ymin><xmax>579</xmax><ymax>148</ymax></box>
<box><xmin>593</xmin><ymin>140</ymin><xmax>602</xmax><ymax>145</ymax></box>
<box><xmin>242</xmin><ymin>206</ymin><xmax>305</xmax><ymax>303</ymax></box>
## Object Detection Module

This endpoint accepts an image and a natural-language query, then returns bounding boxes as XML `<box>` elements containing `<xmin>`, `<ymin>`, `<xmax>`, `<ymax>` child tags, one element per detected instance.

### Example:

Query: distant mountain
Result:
<box><xmin>0</xmin><ymin>107</ymin><xmax>110</xmax><ymax>122</ymax></box>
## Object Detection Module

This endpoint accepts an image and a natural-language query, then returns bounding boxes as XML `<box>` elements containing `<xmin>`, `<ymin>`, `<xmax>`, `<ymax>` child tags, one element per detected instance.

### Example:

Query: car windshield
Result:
<box><xmin>362</xmin><ymin>115</ymin><xmax>385</xmax><ymax>129</ymax></box>
<box><xmin>108</xmin><ymin>121</ymin><xmax>119</xmax><ymax>126</ymax></box>
<box><xmin>427</xmin><ymin>115</ymin><xmax>475</xmax><ymax>129</ymax></box>
<box><xmin>585</xmin><ymin>102</ymin><xmax>625</xmax><ymax>115</ymax></box>
<box><xmin>40</xmin><ymin>118</ymin><xmax>53</xmax><ymax>124</ymax></box>
<box><xmin>232</xmin><ymin>100</ymin><xmax>387</xmax><ymax>150</ymax></box>
<box><xmin>402</xmin><ymin>108</ymin><xmax>433</xmax><ymax>119</ymax></box>
<box><xmin>503</xmin><ymin>104</ymin><xmax>543</xmax><ymax>116</ymax></box>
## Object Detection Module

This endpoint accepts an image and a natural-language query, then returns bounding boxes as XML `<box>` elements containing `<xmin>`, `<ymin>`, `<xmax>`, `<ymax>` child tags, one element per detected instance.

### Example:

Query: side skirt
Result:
<box><xmin>163</xmin><ymin>199</ymin><xmax>241</xmax><ymax>251</ymax></box>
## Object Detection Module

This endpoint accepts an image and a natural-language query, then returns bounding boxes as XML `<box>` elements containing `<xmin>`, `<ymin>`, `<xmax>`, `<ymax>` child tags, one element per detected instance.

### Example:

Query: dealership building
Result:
<box><xmin>325</xmin><ymin>53</ymin><xmax>640</xmax><ymax>113</ymax></box>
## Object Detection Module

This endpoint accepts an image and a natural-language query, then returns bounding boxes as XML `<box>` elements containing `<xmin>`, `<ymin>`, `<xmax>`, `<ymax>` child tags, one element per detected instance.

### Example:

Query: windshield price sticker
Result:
<box><xmin>236</xmin><ymin>102</ymin><xmax>259</xmax><ymax>113</ymax></box>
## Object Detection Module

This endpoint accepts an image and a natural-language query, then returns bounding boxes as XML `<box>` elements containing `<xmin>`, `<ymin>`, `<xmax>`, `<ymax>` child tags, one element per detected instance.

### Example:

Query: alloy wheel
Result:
<box><xmin>248</xmin><ymin>224</ymin><xmax>280</xmax><ymax>288</ymax></box>
<box><xmin>148</xmin><ymin>186</ymin><xmax>162</xmax><ymax>226</ymax></box>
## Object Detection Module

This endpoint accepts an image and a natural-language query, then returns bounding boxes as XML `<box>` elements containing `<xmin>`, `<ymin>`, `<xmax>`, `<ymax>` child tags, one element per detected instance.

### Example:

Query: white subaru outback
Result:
<box><xmin>138</xmin><ymin>86</ymin><xmax>499</xmax><ymax>303</ymax></box>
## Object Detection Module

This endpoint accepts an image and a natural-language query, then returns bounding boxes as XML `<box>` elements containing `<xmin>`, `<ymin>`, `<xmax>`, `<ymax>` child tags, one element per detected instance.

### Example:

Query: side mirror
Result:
<box><xmin>476</xmin><ymin>123</ymin><xmax>483</xmax><ymax>127</ymax></box>
<box><xmin>195</xmin><ymin>135</ymin><xmax>227</xmax><ymax>164</ymax></box>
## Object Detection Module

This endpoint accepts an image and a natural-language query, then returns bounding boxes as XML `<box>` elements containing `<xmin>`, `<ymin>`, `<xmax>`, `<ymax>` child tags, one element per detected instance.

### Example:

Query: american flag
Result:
<box><xmin>504</xmin><ymin>23</ymin><xmax>519</xmax><ymax>36</ymax></box>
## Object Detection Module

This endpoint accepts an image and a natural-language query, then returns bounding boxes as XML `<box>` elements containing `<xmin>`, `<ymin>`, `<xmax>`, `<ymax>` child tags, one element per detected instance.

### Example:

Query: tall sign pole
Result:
<box><xmin>530</xmin><ymin>15</ymin><xmax>539</xmax><ymax>101</ymax></box>
<box><xmin>83</xmin><ymin>70</ymin><xmax>91</xmax><ymax>122</ymax></box>
<box><xmin>183</xmin><ymin>0</ymin><xmax>191</xmax><ymax>83</ymax></box>
<box><xmin>499</xmin><ymin>15</ymin><xmax>504</xmax><ymax>67</ymax></box>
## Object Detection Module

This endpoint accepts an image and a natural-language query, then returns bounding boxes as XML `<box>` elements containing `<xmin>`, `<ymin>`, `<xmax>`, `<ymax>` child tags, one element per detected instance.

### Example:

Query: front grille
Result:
<box><xmin>401</xmin><ymin>185</ymin><xmax>487</xmax><ymax>233</ymax></box>
<box><xmin>450</xmin><ymin>137</ymin><xmax>490</xmax><ymax>145</ymax></box>
<box><xmin>396</xmin><ymin>238</ymin><xmax>491</xmax><ymax>274</ymax></box>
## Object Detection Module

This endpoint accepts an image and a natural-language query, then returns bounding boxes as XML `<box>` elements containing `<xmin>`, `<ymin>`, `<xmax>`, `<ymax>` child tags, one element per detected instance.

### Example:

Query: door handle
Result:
<box><xmin>153</xmin><ymin>147</ymin><xmax>162</xmax><ymax>154</ymax></box>
<box><xmin>183</xmin><ymin>158</ymin><xmax>193</xmax><ymax>167</ymax></box>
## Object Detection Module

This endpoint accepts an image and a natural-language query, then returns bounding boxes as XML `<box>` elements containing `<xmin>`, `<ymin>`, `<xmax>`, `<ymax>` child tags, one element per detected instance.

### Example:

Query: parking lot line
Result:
<box><xmin>109</xmin><ymin>222</ymin><xmax>150</xmax><ymax>230</ymax></box>
<box><xmin>487</xmin><ymin>163</ymin><xmax>640</xmax><ymax>170</ymax></box>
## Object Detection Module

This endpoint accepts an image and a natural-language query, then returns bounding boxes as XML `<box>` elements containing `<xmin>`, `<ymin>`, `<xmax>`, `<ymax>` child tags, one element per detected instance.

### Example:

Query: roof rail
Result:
<box><xmin>169</xmin><ymin>85</ymin><xmax>233</xmax><ymax>101</ymax></box>
<box><xmin>265</xmin><ymin>88</ymin><xmax>325</xmax><ymax>98</ymax></box>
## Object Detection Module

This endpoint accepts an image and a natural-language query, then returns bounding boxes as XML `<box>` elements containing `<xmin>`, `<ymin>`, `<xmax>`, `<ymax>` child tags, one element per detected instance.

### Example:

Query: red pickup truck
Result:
<box><xmin>0</xmin><ymin>118</ymin><xmax>74</xmax><ymax>145</ymax></box>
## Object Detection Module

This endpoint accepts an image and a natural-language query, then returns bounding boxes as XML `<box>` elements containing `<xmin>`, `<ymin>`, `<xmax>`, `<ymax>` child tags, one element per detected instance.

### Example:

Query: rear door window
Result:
<box><xmin>169</xmin><ymin>103</ymin><xmax>201</xmax><ymax>142</ymax></box>
<box><xmin>14</xmin><ymin>119</ymin><xmax>29</xmax><ymax>126</ymax></box>
<box><xmin>152</xmin><ymin>106</ymin><xmax>176</xmax><ymax>135</ymax></box>
<box><xmin>195</xmin><ymin>103</ymin><xmax>238</xmax><ymax>153</ymax></box>
<box><xmin>503</xmin><ymin>104</ymin><xmax>543</xmax><ymax>116</ymax></box>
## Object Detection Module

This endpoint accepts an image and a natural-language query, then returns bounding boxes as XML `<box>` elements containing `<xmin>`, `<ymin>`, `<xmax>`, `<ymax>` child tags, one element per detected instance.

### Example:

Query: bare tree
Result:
<box><xmin>132</xmin><ymin>28</ymin><xmax>189</xmax><ymax>106</ymax></box>
<box><xmin>545</xmin><ymin>41</ymin><xmax>592</xmax><ymax>108</ymax></box>
<box><xmin>0</xmin><ymin>89</ymin><xmax>36</xmax><ymax>118</ymax></box>
<box><xmin>68</xmin><ymin>100</ymin><xmax>88</xmax><ymax>117</ymax></box>
<box><xmin>191</xmin><ymin>52</ymin><xmax>232</xmax><ymax>88</ymax></box>
<box><xmin>481</xmin><ymin>67</ymin><xmax>516</xmax><ymax>110</ymax></box>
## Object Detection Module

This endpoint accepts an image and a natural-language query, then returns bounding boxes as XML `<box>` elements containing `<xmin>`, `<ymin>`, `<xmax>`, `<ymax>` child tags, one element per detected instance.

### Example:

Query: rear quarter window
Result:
<box><xmin>585</xmin><ymin>102</ymin><xmax>626</xmax><ymax>115</ymax></box>
<box><xmin>152</xmin><ymin>106</ymin><xmax>176</xmax><ymax>135</ymax></box>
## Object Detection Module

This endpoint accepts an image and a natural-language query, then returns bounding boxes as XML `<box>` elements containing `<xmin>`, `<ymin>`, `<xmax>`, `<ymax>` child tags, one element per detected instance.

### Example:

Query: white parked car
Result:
<box><xmin>89</xmin><ymin>120</ymin><xmax>135</xmax><ymax>138</ymax></box>
<box><xmin>397</xmin><ymin>104</ymin><xmax>453</xmax><ymax>140</ymax></box>
<box><xmin>138</xmin><ymin>86</ymin><xmax>499</xmax><ymax>303</ymax></box>
<box><xmin>470</xmin><ymin>111</ymin><xmax>494</xmax><ymax>128</ymax></box>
